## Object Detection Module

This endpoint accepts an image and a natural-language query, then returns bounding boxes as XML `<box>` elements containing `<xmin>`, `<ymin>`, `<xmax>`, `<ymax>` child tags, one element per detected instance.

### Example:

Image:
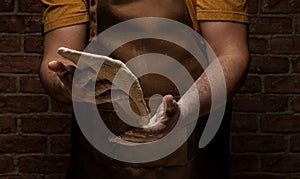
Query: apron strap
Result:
<box><xmin>88</xmin><ymin>0</ymin><xmax>98</xmax><ymax>42</ymax></box>
<box><xmin>185</xmin><ymin>0</ymin><xmax>200</xmax><ymax>32</ymax></box>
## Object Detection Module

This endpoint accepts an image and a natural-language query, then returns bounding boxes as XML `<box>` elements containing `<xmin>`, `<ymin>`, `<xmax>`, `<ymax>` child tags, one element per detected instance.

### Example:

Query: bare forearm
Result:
<box><xmin>178</xmin><ymin>53</ymin><xmax>249</xmax><ymax>119</ymax></box>
<box><xmin>178</xmin><ymin>21</ymin><xmax>249</xmax><ymax>119</ymax></box>
<box><xmin>40</xmin><ymin>24</ymin><xmax>87</xmax><ymax>103</ymax></box>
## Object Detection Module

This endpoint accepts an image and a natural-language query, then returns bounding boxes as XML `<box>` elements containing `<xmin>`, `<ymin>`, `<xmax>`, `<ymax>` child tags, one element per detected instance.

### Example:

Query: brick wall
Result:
<box><xmin>0</xmin><ymin>0</ymin><xmax>72</xmax><ymax>178</ymax></box>
<box><xmin>230</xmin><ymin>0</ymin><xmax>300</xmax><ymax>178</ymax></box>
<box><xmin>0</xmin><ymin>0</ymin><xmax>299</xmax><ymax>178</ymax></box>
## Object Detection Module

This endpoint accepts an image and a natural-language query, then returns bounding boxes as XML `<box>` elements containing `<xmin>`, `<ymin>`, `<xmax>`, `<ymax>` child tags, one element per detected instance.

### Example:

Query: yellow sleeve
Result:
<box><xmin>41</xmin><ymin>0</ymin><xmax>89</xmax><ymax>33</ymax></box>
<box><xmin>196</xmin><ymin>0</ymin><xmax>249</xmax><ymax>23</ymax></box>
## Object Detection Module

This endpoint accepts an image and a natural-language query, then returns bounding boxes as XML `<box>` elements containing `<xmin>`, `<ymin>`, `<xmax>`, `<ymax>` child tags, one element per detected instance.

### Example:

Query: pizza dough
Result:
<box><xmin>57</xmin><ymin>47</ymin><xmax>150</xmax><ymax>123</ymax></box>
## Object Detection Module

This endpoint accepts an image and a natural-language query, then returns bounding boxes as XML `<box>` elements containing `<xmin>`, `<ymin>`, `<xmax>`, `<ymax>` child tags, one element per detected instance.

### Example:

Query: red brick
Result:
<box><xmin>0</xmin><ymin>156</ymin><xmax>14</xmax><ymax>173</ymax></box>
<box><xmin>0</xmin><ymin>76</ymin><xmax>17</xmax><ymax>93</ymax></box>
<box><xmin>296</xmin><ymin>17</ymin><xmax>300</xmax><ymax>34</ymax></box>
<box><xmin>0</xmin><ymin>55</ymin><xmax>41</xmax><ymax>74</ymax></box>
<box><xmin>261</xmin><ymin>0</ymin><xmax>300</xmax><ymax>13</ymax></box>
<box><xmin>0</xmin><ymin>95</ymin><xmax>48</xmax><ymax>113</ymax></box>
<box><xmin>0</xmin><ymin>116</ymin><xmax>16</xmax><ymax>133</ymax></box>
<box><xmin>249</xmin><ymin>56</ymin><xmax>289</xmax><ymax>74</ymax></box>
<box><xmin>271</xmin><ymin>36</ymin><xmax>300</xmax><ymax>54</ymax></box>
<box><xmin>0</xmin><ymin>0</ymin><xmax>15</xmax><ymax>12</ymax></box>
<box><xmin>229</xmin><ymin>0</ymin><xmax>300</xmax><ymax>177</ymax></box>
<box><xmin>20</xmin><ymin>76</ymin><xmax>44</xmax><ymax>93</ymax></box>
<box><xmin>293</xmin><ymin>96</ymin><xmax>300</xmax><ymax>112</ymax></box>
<box><xmin>50</xmin><ymin>136</ymin><xmax>71</xmax><ymax>154</ymax></box>
<box><xmin>0</xmin><ymin>174</ymin><xmax>43</xmax><ymax>179</ymax></box>
<box><xmin>19</xmin><ymin>155</ymin><xmax>69</xmax><ymax>174</ymax></box>
<box><xmin>250</xmin><ymin>17</ymin><xmax>292</xmax><ymax>34</ymax></box>
<box><xmin>261</xmin><ymin>154</ymin><xmax>300</xmax><ymax>172</ymax></box>
<box><xmin>0</xmin><ymin>135</ymin><xmax>46</xmax><ymax>153</ymax></box>
<box><xmin>230</xmin><ymin>154</ymin><xmax>258</xmax><ymax>172</ymax></box>
<box><xmin>19</xmin><ymin>114</ymin><xmax>71</xmax><ymax>134</ymax></box>
<box><xmin>0</xmin><ymin>176</ymin><xmax>43</xmax><ymax>179</ymax></box>
<box><xmin>0</xmin><ymin>15</ymin><xmax>24</xmax><ymax>33</ymax></box>
<box><xmin>249</xmin><ymin>0</ymin><xmax>258</xmax><ymax>14</ymax></box>
<box><xmin>0</xmin><ymin>35</ymin><xmax>21</xmax><ymax>53</ymax></box>
<box><xmin>290</xmin><ymin>134</ymin><xmax>300</xmax><ymax>152</ymax></box>
<box><xmin>292</xmin><ymin>56</ymin><xmax>300</xmax><ymax>73</ymax></box>
<box><xmin>261</xmin><ymin>115</ymin><xmax>300</xmax><ymax>133</ymax></box>
<box><xmin>45</xmin><ymin>174</ymin><xmax>67</xmax><ymax>179</ymax></box>
<box><xmin>231</xmin><ymin>173</ymin><xmax>285</xmax><ymax>179</ymax></box>
<box><xmin>232</xmin><ymin>95</ymin><xmax>289</xmax><ymax>112</ymax></box>
<box><xmin>50</xmin><ymin>99</ymin><xmax>72</xmax><ymax>113</ymax></box>
<box><xmin>249</xmin><ymin>37</ymin><xmax>268</xmax><ymax>54</ymax></box>
<box><xmin>291</xmin><ymin>175</ymin><xmax>300</xmax><ymax>179</ymax></box>
<box><xmin>24</xmin><ymin>15</ymin><xmax>42</xmax><ymax>33</ymax></box>
<box><xmin>24</xmin><ymin>35</ymin><xmax>43</xmax><ymax>53</ymax></box>
<box><xmin>18</xmin><ymin>0</ymin><xmax>42</xmax><ymax>13</ymax></box>
<box><xmin>231</xmin><ymin>113</ymin><xmax>259</xmax><ymax>132</ymax></box>
<box><xmin>0</xmin><ymin>15</ymin><xmax>42</xmax><ymax>33</ymax></box>
<box><xmin>231</xmin><ymin>134</ymin><xmax>287</xmax><ymax>153</ymax></box>
<box><xmin>238</xmin><ymin>75</ymin><xmax>261</xmax><ymax>93</ymax></box>
<box><xmin>265</xmin><ymin>75</ymin><xmax>300</xmax><ymax>93</ymax></box>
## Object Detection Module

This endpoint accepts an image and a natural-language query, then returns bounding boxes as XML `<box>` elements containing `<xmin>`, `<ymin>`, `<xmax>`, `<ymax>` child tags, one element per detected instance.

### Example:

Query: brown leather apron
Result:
<box><xmin>68</xmin><ymin>0</ymin><xmax>232</xmax><ymax>178</ymax></box>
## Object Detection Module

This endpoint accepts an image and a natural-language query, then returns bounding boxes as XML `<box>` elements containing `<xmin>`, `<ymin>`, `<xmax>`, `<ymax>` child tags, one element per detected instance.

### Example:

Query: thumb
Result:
<box><xmin>163</xmin><ymin>95</ymin><xmax>178</xmax><ymax>117</ymax></box>
<box><xmin>48</xmin><ymin>61</ymin><xmax>75</xmax><ymax>78</ymax></box>
<box><xmin>48</xmin><ymin>61</ymin><xmax>66</xmax><ymax>73</ymax></box>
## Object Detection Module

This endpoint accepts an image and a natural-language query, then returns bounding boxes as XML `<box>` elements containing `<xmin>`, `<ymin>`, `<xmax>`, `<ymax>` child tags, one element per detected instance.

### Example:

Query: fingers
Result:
<box><xmin>114</xmin><ymin>126</ymin><xmax>165</xmax><ymax>144</ymax></box>
<box><xmin>163</xmin><ymin>95</ymin><xmax>178</xmax><ymax>117</ymax></box>
<box><xmin>108</xmin><ymin>95</ymin><xmax>181</xmax><ymax>145</ymax></box>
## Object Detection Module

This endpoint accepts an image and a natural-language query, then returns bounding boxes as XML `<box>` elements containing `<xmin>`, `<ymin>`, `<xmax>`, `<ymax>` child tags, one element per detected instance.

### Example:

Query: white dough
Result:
<box><xmin>57</xmin><ymin>47</ymin><xmax>150</xmax><ymax>124</ymax></box>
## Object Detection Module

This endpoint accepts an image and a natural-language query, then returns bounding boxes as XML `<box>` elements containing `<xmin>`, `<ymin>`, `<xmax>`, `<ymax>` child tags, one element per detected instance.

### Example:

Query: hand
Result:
<box><xmin>110</xmin><ymin>95</ymin><xmax>180</xmax><ymax>144</ymax></box>
<box><xmin>48</xmin><ymin>60</ymin><xmax>76</xmax><ymax>99</ymax></box>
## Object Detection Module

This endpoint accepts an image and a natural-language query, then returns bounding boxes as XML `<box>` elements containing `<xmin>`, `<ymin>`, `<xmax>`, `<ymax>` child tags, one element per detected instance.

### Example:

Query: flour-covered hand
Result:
<box><xmin>110</xmin><ymin>95</ymin><xmax>180</xmax><ymax>144</ymax></box>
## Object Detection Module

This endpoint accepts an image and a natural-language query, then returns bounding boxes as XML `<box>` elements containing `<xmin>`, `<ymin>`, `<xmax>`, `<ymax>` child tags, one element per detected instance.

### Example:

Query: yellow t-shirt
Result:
<box><xmin>41</xmin><ymin>0</ymin><xmax>249</xmax><ymax>33</ymax></box>
<box><xmin>41</xmin><ymin>0</ymin><xmax>89</xmax><ymax>33</ymax></box>
<box><xmin>196</xmin><ymin>0</ymin><xmax>249</xmax><ymax>23</ymax></box>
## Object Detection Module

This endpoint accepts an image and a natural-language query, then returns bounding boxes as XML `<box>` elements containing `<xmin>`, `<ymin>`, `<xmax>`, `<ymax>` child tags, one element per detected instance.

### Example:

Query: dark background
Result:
<box><xmin>0</xmin><ymin>0</ymin><xmax>299</xmax><ymax>178</ymax></box>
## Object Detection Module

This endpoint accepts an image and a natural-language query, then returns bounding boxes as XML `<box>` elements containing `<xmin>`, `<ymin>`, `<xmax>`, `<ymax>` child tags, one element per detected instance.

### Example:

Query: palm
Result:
<box><xmin>111</xmin><ymin>95</ymin><xmax>180</xmax><ymax>144</ymax></box>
